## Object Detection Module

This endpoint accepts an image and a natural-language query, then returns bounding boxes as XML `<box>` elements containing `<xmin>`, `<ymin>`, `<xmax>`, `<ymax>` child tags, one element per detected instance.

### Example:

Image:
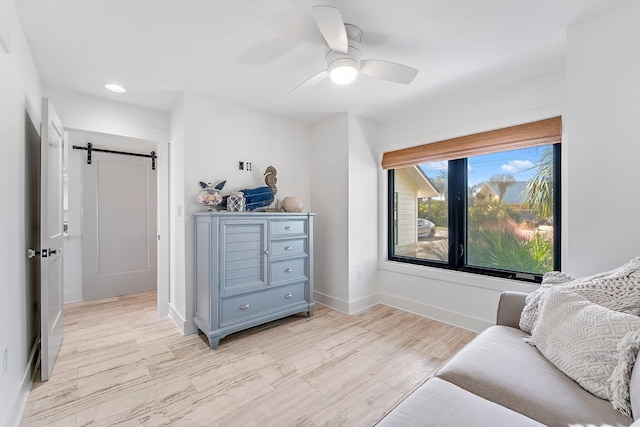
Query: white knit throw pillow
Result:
<box><xmin>531</xmin><ymin>289</ymin><xmax>640</xmax><ymax>403</ymax></box>
<box><xmin>520</xmin><ymin>257</ymin><xmax>640</xmax><ymax>333</ymax></box>
<box><xmin>610</xmin><ymin>330</ymin><xmax>640</xmax><ymax>417</ymax></box>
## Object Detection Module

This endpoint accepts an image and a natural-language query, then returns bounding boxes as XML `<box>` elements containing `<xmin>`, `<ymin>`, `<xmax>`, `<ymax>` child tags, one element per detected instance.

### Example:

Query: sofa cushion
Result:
<box><xmin>375</xmin><ymin>377</ymin><xmax>545</xmax><ymax>427</ymax></box>
<box><xmin>530</xmin><ymin>289</ymin><xmax>640</xmax><ymax>402</ymax></box>
<box><xmin>435</xmin><ymin>326</ymin><xmax>632</xmax><ymax>427</ymax></box>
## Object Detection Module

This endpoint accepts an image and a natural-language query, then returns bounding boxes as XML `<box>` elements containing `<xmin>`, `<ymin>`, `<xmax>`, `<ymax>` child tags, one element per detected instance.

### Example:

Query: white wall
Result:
<box><xmin>565</xmin><ymin>0</ymin><xmax>640</xmax><ymax>277</ymax></box>
<box><xmin>172</xmin><ymin>91</ymin><xmax>312</xmax><ymax>333</ymax></box>
<box><xmin>43</xmin><ymin>85</ymin><xmax>169</xmax><ymax>143</ymax></box>
<box><xmin>308</xmin><ymin>114</ymin><xmax>380</xmax><ymax>313</ymax></box>
<box><xmin>310</xmin><ymin>114</ymin><xmax>350</xmax><ymax>310</ymax></box>
<box><xmin>169</xmin><ymin>96</ymin><xmax>187</xmax><ymax>330</ymax></box>
<box><xmin>373</xmin><ymin>69</ymin><xmax>565</xmax><ymax>331</ymax></box>
<box><xmin>378</xmin><ymin>70</ymin><xmax>566</xmax><ymax>152</ymax></box>
<box><xmin>347</xmin><ymin>116</ymin><xmax>380</xmax><ymax>311</ymax></box>
<box><xmin>0</xmin><ymin>0</ymin><xmax>41</xmax><ymax>424</ymax></box>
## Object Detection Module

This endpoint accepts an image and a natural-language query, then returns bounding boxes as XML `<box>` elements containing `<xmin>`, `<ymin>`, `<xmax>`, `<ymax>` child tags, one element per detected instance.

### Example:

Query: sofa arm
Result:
<box><xmin>495</xmin><ymin>291</ymin><xmax>528</xmax><ymax>328</ymax></box>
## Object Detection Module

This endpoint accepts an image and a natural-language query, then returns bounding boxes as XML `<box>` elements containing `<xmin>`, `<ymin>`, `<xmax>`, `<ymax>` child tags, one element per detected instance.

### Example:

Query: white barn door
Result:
<box><xmin>82</xmin><ymin>152</ymin><xmax>157</xmax><ymax>300</ymax></box>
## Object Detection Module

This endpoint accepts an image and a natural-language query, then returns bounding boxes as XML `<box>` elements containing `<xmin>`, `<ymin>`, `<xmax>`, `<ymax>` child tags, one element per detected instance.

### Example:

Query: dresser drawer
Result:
<box><xmin>270</xmin><ymin>258</ymin><xmax>306</xmax><ymax>284</ymax></box>
<box><xmin>270</xmin><ymin>219</ymin><xmax>306</xmax><ymax>237</ymax></box>
<box><xmin>221</xmin><ymin>282</ymin><xmax>306</xmax><ymax>325</ymax></box>
<box><xmin>270</xmin><ymin>238</ymin><xmax>307</xmax><ymax>258</ymax></box>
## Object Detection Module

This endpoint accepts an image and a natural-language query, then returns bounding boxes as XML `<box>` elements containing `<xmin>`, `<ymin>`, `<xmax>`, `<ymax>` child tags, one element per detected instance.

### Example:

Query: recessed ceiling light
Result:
<box><xmin>103</xmin><ymin>83</ymin><xmax>126</xmax><ymax>93</ymax></box>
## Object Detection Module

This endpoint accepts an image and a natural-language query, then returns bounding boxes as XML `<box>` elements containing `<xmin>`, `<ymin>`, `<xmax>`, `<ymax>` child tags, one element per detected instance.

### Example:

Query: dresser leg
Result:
<box><xmin>308</xmin><ymin>302</ymin><xmax>315</xmax><ymax>317</ymax></box>
<box><xmin>209</xmin><ymin>339</ymin><xmax>220</xmax><ymax>349</ymax></box>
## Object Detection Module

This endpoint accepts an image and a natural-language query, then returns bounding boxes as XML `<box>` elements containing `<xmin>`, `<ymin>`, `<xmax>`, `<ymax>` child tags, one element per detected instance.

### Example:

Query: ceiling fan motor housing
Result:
<box><xmin>325</xmin><ymin>23</ymin><xmax>362</xmax><ymax>71</ymax></box>
<box><xmin>292</xmin><ymin>8</ymin><xmax>418</xmax><ymax>92</ymax></box>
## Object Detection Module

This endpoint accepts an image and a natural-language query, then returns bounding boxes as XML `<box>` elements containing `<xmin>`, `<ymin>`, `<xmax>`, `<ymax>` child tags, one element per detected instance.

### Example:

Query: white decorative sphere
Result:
<box><xmin>281</xmin><ymin>196</ymin><xmax>304</xmax><ymax>213</ymax></box>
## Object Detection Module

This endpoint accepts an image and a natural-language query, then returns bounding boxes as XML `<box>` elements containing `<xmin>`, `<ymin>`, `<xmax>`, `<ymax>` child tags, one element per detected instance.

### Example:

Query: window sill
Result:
<box><xmin>379</xmin><ymin>259</ymin><xmax>540</xmax><ymax>294</ymax></box>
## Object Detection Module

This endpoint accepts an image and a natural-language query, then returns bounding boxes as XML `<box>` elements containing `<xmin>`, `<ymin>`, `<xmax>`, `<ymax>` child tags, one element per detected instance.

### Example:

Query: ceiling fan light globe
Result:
<box><xmin>330</xmin><ymin>65</ymin><xmax>358</xmax><ymax>84</ymax></box>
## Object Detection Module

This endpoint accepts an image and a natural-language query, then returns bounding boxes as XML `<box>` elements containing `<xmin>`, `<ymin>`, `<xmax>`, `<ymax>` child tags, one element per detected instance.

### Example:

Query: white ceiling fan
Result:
<box><xmin>291</xmin><ymin>5</ymin><xmax>419</xmax><ymax>93</ymax></box>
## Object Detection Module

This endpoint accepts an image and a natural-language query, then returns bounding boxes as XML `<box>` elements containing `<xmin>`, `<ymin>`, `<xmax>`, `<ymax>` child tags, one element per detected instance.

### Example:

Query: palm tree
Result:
<box><xmin>524</xmin><ymin>146</ymin><xmax>553</xmax><ymax>221</ymax></box>
<box><xmin>432</xmin><ymin>169</ymin><xmax>448</xmax><ymax>201</ymax></box>
<box><xmin>489</xmin><ymin>174</ymin><xmax>515</xmax><ymax>203</ymax></box>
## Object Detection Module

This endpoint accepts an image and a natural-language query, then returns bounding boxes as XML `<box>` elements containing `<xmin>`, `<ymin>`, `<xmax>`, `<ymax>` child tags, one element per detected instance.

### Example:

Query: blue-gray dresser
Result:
<box><xmin>193</xmin><ymin>212</ymin><xmax>315</xmax><ymax>349</ymax></box>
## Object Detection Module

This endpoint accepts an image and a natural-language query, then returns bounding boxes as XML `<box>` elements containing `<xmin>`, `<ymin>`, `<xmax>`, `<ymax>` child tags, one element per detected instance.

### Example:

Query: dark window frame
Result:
<box><xmin>387</xmin><ymin>143</ymin><xmax>561</xmax><ymax>284</ymax></box>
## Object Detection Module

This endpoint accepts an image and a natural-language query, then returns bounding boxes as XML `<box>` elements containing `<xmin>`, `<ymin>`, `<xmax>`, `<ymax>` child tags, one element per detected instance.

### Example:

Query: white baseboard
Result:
<box><xmin>313</xmin><ymin>291</ymin><xmax>380</xmax><ymax>315</ymax></box>
<box><xmin>167</xmin><ymin>303</ymin><xmax>186</xmax><ymax>334</ymax></box>
<box><xmin>347</xmin><ymin>293</ymin><xmax>380</xmax><ymax>314</ymax></box>
<box><xmin>63</xmin><ymin>290</ymin><xmax>83</xmax><ymax>304</ymax></box>
<box><xmin>313</xmin><ymin>291</ymin><xmax>350</xmax><ymax>314</ymax></box>
<box><xmin>167</xmin><ymin>303</ymin><xmax>197</xmax><ymax>335</ymax></box>
<box><xmin>379</xmin><ymin>293</ymin><xmax>492</xmax><ymax>332</ymax></box>
<box><xmin>3</xmin><ymin>338</ymin><xmax>39</xmax><ymax>427</ymax></box>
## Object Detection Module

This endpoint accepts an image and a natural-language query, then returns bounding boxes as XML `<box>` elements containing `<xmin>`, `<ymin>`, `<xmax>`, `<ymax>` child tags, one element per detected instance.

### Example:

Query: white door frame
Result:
<box><xmin>65</xmin><ymin>129</ymin><xmax>169</xmax><ymax>315</ymax></box>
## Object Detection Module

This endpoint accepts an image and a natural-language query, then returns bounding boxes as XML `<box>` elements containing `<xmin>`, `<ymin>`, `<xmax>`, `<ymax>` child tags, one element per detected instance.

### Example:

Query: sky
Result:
<box><xmin>419</xmin><ymin>146</ymin><xmax>546</xmax><ymax>188</ymax></box>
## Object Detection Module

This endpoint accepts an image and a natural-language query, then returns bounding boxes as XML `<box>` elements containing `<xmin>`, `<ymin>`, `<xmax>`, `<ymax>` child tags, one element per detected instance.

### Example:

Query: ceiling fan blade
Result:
<box><xmin>312</xmin><ymin>5</ymin><xmax>348</xmax><ymax>54</ymax></box>
<box><xmin>289</xmin><ymin>69</ymin><xmax>329</xmax><ymax>94</ymax></box>
<box><xmin>359</xmin><ymin>60</ymin><xmax>419</xmax><ymax>85</ymax></box>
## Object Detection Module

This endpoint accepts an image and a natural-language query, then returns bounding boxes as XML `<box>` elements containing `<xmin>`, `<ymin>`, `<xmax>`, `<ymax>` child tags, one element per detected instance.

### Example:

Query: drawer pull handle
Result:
<box><xmin>284</xmin><ymin>246</ymin><xmax>293</xmax><ymax>251</ymax></box>
<box><xmin>240</xmin><ymin>304</ymin><xmax>250</xmax><ymax>310</ymax></box>
<box><xmin>264</xmin><ymin>250</ymin><xmax>269</xmax><ymax>255</ymax></box>
<box><xmin>284</xmin><ymin>293</ymin><xmax>293</xmax><ymax>299</ymax></box>
<box><xmin>284</xmin><ymin>226</ymin><xmax>292</xmax><ymax>230</ymax></box>
<box><xmin>285</xmin><ymin>268</ymin><xmax>293</xmax><ymax>273</ymax></box>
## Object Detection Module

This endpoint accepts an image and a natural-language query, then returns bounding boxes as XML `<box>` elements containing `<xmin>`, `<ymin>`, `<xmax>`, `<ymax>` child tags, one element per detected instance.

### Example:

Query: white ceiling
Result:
<box><xmin>15</xmin><ymin>0</ymin><xmax>625</xmax><ymax>124</ymax></box>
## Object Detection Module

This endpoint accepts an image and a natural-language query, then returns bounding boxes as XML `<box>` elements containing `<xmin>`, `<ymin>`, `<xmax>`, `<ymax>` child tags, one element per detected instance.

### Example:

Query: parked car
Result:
<box><xmin>418</xmin><ymin>218</ymin><xmax>436</xmax><ymax>237</ymax></box>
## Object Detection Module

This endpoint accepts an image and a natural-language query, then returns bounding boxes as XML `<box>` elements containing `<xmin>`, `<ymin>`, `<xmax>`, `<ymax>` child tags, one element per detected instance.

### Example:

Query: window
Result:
<box><xmin>384</xmin><ymin>118</ymin><xmax>561</xmax><ymax>282</ymax></box>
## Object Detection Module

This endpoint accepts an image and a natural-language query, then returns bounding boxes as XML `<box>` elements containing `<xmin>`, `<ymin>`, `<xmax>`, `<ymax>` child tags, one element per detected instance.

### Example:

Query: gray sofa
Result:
<box><xmin>377</xmin><ymin>291</ymin><xmax>639</xmax><ymax>427</ymax></box>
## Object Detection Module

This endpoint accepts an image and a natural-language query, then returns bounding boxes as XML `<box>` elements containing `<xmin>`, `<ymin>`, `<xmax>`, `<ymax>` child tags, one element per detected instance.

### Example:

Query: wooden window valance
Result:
<box><xmin>381</xmin><ymin>116</ymin><xmax>562</xmax><ymax>170</ymax></box>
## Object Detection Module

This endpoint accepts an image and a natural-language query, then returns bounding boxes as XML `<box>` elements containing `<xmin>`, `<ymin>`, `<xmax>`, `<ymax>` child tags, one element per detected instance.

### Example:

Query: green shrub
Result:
<box><xmin>419</xmin><ymin>198</ymin><xmax>447</xmax><ymax>227</ymax></box>
<box><xmin>468</xmin><ymin>228</ymin><xmax>552</xmax><ymax>274</ymax></box>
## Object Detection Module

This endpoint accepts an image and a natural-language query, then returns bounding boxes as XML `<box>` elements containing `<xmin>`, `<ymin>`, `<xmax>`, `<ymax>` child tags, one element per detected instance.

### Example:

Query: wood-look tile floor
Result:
<box><xmin>21</xmin><ymin>291</ymin><xmax>476</xmax><ymax>427</ymax></box>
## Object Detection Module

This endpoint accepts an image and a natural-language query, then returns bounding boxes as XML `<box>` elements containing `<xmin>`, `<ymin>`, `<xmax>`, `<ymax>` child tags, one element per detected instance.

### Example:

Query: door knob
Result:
<box><xmin>27</xmin><ymin>249</ymin><xmax>40</xmax><ymax>259</ymax></box>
